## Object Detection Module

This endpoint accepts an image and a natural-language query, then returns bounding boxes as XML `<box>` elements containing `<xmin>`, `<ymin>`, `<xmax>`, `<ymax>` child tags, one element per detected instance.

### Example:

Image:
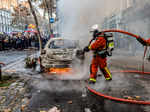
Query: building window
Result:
<box><xmin>2</xmin><ymin>25</ymin><xmax>3</xmax><ymax>32</ymax></box>
<box><xmin>0</xmin><ymin>17</ymin><xmax>1</xmax><ymax>24</ymax></box>
<box><xmin>2</xmin><ymin>17</ymin><xmax>3</xmax><ymax>24</ymax></box>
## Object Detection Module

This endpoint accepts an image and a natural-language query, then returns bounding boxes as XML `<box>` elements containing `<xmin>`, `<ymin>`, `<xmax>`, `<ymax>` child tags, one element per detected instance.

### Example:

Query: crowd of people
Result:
<box><xmin>0</xmin><ymin>32</ymin><xmax>48</xmax><ymax>51</ymax></box>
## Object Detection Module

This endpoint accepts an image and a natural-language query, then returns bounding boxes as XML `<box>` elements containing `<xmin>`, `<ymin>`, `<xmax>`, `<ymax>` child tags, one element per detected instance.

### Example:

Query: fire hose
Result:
<box><xmin>102</xmin><ymin>29</ymin><xmax>148</xmax><ymax>73</ymax></box>
<box><xmin>86</xmin><ymin>29</ymin><xmax>150</xmax><ymax>105</ymax></box>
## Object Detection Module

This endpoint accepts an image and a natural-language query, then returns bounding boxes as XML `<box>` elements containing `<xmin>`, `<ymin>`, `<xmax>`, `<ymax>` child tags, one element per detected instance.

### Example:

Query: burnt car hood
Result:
<box><xmin>44</xmin><ymin>48</ymin><xmax>77</xmax><ymax>61</ymax></box>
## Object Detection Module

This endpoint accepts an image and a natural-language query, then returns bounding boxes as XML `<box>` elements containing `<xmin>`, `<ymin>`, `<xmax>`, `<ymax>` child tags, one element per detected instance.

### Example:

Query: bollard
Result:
<box><xmin>39</xmin><ymin>56</ymin><xmax>44</xmax><ymax>73</ymax></box>
<box><xmin>0</xmin><ymin>63</ymin><xmax>5</xmax><ymax>81</ymax></box>
<box><xmin>0</xmin><ymin>64</ymin><xmax>2</xmax><ymax>80</ymax></box>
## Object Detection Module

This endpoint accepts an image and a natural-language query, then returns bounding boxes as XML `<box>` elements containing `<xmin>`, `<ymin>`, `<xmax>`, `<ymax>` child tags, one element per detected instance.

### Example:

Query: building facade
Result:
<box><xmin>0</xmin><ymin>9</ymin><xmax>25</xmax><ymax>33</ymax></box>
<box><xmin>0</xmin><ymin>0</ymin><xmax>18</xmax><ymax>10</ymax></box>
<box><xmin>101</xmin><ymin>0</ymin><xmax>150</xmax><ymax>53</ymax></box>
<box><xmin>0</xmin><ymin>9</ymin><xmax>12</xmax><ymax>33</ymax></box>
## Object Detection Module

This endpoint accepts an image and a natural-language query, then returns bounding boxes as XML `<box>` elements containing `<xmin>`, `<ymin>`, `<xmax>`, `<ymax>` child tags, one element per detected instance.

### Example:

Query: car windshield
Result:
<box><xmin>49</xmin><ymin>39</ymin><xmax>77</xmax><ymax>49</ymax></box>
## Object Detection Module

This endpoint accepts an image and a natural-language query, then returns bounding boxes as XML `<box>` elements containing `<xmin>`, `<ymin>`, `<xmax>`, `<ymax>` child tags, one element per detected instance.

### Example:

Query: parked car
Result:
<box><xmin>40</xmin><ymin>38</ymin><xmax>85</xmax><ymax>74</ymax></box>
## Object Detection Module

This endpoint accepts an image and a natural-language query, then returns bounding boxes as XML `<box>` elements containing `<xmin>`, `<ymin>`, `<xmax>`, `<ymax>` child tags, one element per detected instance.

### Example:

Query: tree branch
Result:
<box><xmin>28</xmin><ymin>0</ymin><xmax>43</xmax><ymax>53</ymax></box>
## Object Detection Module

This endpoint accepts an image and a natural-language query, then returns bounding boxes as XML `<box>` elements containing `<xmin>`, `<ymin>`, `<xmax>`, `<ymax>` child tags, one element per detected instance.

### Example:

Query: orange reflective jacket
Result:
<box><xmin>90</xmin><ymin>36</ymin><xmax>106</xmax><ymax>51</ymax></box>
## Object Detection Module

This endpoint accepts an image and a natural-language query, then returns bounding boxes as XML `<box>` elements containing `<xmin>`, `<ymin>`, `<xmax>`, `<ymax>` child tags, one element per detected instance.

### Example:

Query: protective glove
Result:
<box><xmin>136</xmin><ymin>36</ymin><xmax>147</xmax><ymax>46</ymax></box>
<box><xmin>84</xmin><ymin>46</ymin><xmax>90</xmax><ymax>52</ymax></box>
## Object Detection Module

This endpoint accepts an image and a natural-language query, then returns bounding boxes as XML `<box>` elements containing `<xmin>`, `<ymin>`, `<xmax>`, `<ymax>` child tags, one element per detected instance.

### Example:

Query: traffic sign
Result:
<box><xmin>50</xmin><ymin>18</ymin><xmax>55</xmax><ymax>23</ymax></box>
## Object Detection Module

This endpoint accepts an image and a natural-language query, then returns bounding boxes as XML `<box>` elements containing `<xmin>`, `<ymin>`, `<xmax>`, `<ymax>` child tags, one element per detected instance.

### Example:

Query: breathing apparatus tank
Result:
<box><xmin>89</xmin><ymin>24</ymin><xmax>114</xmax><ymax>56</ymax></box>
<box><xmin>104</xmin><ymin>33</ymin><xmax>114</xmax><ymax>56</ymax></box>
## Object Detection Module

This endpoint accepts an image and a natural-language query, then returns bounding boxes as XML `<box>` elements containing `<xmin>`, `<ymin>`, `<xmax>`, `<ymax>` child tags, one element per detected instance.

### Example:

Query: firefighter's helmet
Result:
<box><xmin>91</xmin><ymin>24</ymin><xmax>99</xmax><ymax>31</ymax></box>
<box><xmin>91</xmin><ymin>24</ymin><xmax>100</xmax><ymax>39</ymax></box>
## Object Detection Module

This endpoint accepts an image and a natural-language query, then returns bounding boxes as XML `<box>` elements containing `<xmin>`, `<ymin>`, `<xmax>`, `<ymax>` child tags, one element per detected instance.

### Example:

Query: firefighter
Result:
<box><xmin>84</xmin><ymin>24</ymin><xmax>112</xmax><ymax>84</ymax></box>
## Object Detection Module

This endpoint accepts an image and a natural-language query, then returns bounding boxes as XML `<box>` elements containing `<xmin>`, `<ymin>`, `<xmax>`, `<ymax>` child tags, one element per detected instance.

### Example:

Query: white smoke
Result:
<box><xmin>32</xmin><ymin>79</ymin><xmax>85</xmax><ymax>92</ymax></box>
<box><xmin>57</xmin><ymin>0</ymin><xmax>123</xmax><ymax>45</ymax></box>
<box><xmin>54</xmin><ymin>0</ymin><xmax>125</xmax><ymax>80</ymax></box>
<box><xmin>36</xmin><ymin>0</ymin><xmax>150</xmax><ymax>90</ymax></box>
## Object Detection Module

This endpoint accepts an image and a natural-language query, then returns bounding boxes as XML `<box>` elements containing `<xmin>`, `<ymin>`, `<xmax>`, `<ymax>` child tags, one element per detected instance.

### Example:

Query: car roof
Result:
<box><xmin>49</xmin><ymin>38</ymin><xmax>78</xmax><ymax>42</ymax></box>
<box><xmin>50</xmin><ymin>38</ymin><xmax>70</xmax><ymax>40</ymax></box>
<box><xmin>45</xmin><ymin>38</ymin><xmax>79</xmax><ymax>49</ymax></box>
<box><xmin>50</xmin><ymin>37</ymin><xmax>62</xmax><ymax>40</ymax></box>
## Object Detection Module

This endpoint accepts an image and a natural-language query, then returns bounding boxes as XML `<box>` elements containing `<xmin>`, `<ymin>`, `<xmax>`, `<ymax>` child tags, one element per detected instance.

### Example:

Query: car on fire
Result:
<box><xmin>40</xmin><ymin>38</ymin><xmax>85</xmax><ymax>74</ymax></box>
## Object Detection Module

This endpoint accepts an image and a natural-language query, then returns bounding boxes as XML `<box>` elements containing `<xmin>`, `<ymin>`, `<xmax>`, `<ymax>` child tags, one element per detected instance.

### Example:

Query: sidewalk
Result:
<box><xmin>109</xmin><ymin>49</ymin><xmax>150</xmax><ymax>72</ymax></box>
<box><xmin>113</xmin><ymin>49</ymin><xmax>144</xmax><ymax>56</ymax></box>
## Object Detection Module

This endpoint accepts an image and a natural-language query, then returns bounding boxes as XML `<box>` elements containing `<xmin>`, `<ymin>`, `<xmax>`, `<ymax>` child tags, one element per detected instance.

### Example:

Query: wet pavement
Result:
<box><xmin>25</xmin><ymin>79</ymin><xmax>85</xmax><ymax>112</ymax></box>
<box><xmin>0</xmin><ymin>50</ymin><xmax>38</xmax><ymax>74</ymax></box>
<box><xmin>0</xmin><ymin>50</ymin><xmax>150</xmax><ymax>112</ymax></box>
<box><xmin>0</xmin><ymin>51</ymin><xmax>27</xmax><ymax>65</ymax></box>
<box><xmin>89</xmin><ymin>69</ymin><xmax>150</xmax><ymax>112</ymax></box>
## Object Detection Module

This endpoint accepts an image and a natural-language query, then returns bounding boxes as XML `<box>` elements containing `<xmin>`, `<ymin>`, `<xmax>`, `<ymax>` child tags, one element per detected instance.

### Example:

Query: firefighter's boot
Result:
<box><xmin>88</xmin><ymin>78</ymin><xmax>96</xmax><ymax>84</ymax></box>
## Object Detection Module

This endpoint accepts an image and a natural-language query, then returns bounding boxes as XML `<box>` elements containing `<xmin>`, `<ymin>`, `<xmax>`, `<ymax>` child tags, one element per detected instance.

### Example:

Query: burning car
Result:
<box><xmin>40</xmin><ymin>38</ymin><xmax>85</xmax><ymax>74</ymax></box>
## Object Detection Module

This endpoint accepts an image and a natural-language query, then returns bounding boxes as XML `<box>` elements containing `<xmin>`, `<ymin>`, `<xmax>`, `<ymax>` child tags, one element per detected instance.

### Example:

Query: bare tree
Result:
<box><xmin>28</xmin><ymin>0</ymin><xmax>42</xmax><ymax>53</ymax></box>
<box><xmin>39</xmin><ymin>0</ymin><xmax>51</xmax><ymax>34</ymax></box>
<box><xmin>39</xmin><ymin>0</ymin><xmax>54</xmax><ymax>34</ymax></box>
<box><xmin>12</xmin><ymin>4</ymin><xmax>30</xmax><ymax>26</ymax></box>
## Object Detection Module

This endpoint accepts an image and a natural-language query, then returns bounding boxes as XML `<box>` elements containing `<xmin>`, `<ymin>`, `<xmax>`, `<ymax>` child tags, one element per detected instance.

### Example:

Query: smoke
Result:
<box><xmin>120</xmin><ymin>1</ymin><xmax>150</xmax><ymax>55</ymax></box>
<box><xmin>57</xmin><ymin>0</ymin><xmax>123</xmax><ymax>45</ymax></box>
<box><xmin>29</xmin><ymin>2</ymin><xmax>150</xmax><ymax>109</ymax></box>
<box><xmin>35</xmin><ymin>0</ymin><xmax>150</xmax><ymax>92</ymax></box>
<box><xmin>53</xmin><ymin>0</ymin><xmax>124</xmax><ymax>81</ymax></box>
<box><xmin>56</xmin><ymin>0</ymin><xmax>150</xmax><ymax>54</ymax></box>
<box><xmin>32</xmin><ymin>79</ymin><xmax>85</xmax><ymax>92</ymax></box>
<box><xmin>44</xmin><ymin>57</ymin><xmax>91</xmax><ymax>80</ymax></box>
<box><xmin>120</xmin><ymin>0</ymin><xmax>150</xmax><ymax>38</ymax></box>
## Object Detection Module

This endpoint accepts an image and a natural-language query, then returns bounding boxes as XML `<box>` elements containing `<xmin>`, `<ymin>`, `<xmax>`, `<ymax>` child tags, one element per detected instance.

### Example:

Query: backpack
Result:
<box><xmin>89</xmin><ymin>32</ymin><xmax>114</xmax><ymax>57</ymax></box>
<box><xmin>104</xmin><ymin>33</ymin><xmax>114</xmax><ymax>56</ymax></box>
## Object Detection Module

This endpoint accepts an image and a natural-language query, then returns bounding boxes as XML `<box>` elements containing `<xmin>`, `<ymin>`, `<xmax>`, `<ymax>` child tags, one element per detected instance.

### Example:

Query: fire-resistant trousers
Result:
<box><xmin>90</xmin><ymin>55</ymin><xmax>112</xmax><ymax>80</ymax></box>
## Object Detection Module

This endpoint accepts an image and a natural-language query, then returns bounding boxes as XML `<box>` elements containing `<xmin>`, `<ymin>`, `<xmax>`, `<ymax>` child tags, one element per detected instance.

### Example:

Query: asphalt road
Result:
<box><xmin>0</xmin><ymin>51</ymin><xmax>27</xmax><ymax>65</ymax></box>
<box><xmin>23</xmin><ymin>54</ymin><xmax>150</xmax><ymax>112</ymax></box>
<box><xmin>1</xmin><ymin>50</ymin><xmax>150</xmax><ymax>112</ymax></box>
<box><xmin>0</xmin><ymin>50</ymin><xmax>39</xmax><ymax>74</ymax></box>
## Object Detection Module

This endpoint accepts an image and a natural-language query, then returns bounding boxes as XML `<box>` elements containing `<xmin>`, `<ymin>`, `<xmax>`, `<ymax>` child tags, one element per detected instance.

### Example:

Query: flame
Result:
<box><xmin>48</xmin><ymin>68</ymin><xmax>73</xmax><ymax>75</ymax></box>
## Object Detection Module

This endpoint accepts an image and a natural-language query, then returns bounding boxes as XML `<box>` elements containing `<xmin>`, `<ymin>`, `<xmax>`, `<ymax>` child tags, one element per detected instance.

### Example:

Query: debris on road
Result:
<box><xmin>48</xmin><ymin>107</ymin><xmax>61</xmax><ymax>112</ymax></box>
<box><xmin>134</xmin><ymin>96</ymin><xmax>141</xmax><ymax>100</ymax></box>
<box><xmin>123</xmin><ymin>96</ymin><xmax>134</xmax><ymax>100</ymax></box>
<box><xmin>123</xmin><ymin>96</ymin><xmax>141</xmax><ymax>101</ymax></box>
<box><xmin>0</xmin><ymin>75</ymin><xmax>31</xmax><ymax>112</ymax></box>
<box><xmin>67</xmin><ymin>100</ymin><xmax>73</xmax><ymax>104</ymax></box>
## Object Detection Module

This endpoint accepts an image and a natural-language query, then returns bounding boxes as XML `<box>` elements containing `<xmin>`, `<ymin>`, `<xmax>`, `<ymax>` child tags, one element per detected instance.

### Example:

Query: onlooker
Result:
<box><xmin>0</xmin><ymin>32</ymin><xmax>48</xmax><ymax>51</ymax></box>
